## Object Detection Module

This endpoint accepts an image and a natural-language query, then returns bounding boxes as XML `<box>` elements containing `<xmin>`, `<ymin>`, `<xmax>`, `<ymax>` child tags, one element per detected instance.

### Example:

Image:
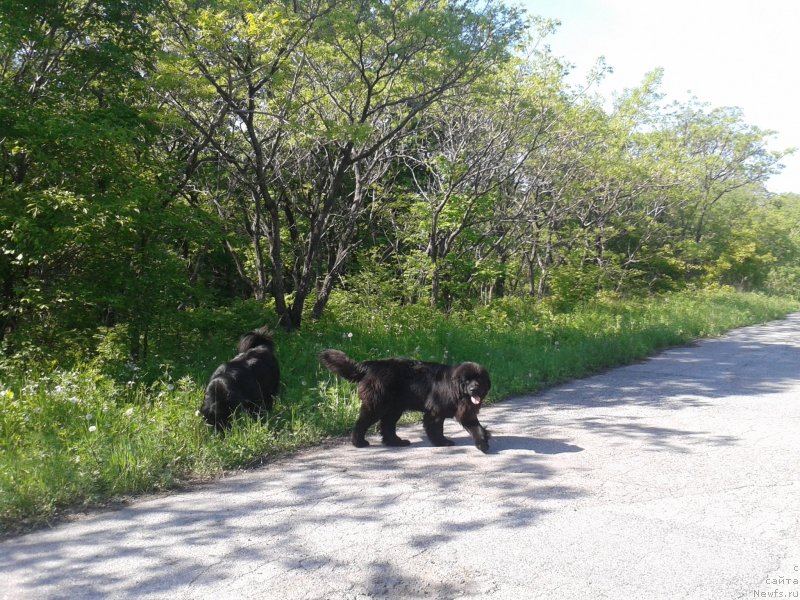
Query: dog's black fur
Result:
<box><xmin>319</xmin><ymin>349</ymin><xmax>491</xmax><ymax>452</ymax></box>
<box><xmin>200</xmin><ymin>327</ymin><xmax>280</xmax><ymax>429</ymax></box>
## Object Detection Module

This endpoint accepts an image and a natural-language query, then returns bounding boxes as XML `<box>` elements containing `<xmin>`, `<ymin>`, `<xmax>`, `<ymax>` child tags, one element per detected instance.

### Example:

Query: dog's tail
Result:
<box><xmin>319</xmin><ymin>349</ymin><xmax>365</xmax><ymax>382</ymax></box>
<box><xmin>238</xmin><ymin>326</ymin><xmax>274</xmax><ymax>354</ymax></box>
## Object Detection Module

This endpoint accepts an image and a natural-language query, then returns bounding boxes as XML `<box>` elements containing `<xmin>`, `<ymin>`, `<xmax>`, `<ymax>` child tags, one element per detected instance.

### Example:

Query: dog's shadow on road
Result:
<box><xmin>489</xmin><ymin>435</ymin><xmax>584</xmax><ymax>454</ymax></box>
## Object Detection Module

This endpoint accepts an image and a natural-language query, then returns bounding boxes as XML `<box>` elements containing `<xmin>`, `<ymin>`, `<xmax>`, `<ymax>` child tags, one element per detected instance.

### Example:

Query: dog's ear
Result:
<box><xmin>452</xmin><ymin>364</ymin><xmax>471</xmax><ymax>390</ymax></box>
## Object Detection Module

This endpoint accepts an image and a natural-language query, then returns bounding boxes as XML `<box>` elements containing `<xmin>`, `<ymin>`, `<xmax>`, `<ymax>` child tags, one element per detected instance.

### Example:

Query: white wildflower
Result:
<box><xmin>88</xmin><ymin>425</ymin><xmax>97</xmax><ymax>433</ymax></box>
<box><xmin>125</xmin><ymin>407</ymin><xmax>134</xmax><ymax>416</ymax></box>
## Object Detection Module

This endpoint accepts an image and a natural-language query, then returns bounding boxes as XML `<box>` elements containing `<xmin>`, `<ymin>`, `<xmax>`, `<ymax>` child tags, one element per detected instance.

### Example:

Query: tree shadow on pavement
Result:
<box><xmin>490</xmin><ymin>435</ymin><xmax>583</xmax><ymax>454</ymax></box>
<box><xmin>0</xmin><ymin>434</ymin><xmax>587</xmax><ymax>599</ymax></box>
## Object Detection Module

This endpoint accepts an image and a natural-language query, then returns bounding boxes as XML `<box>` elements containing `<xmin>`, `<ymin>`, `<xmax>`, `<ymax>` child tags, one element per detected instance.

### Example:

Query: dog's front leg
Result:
<box><xmin>461</xmin><ymin>417</ymin><xmax>490</xmax><ymax>453</ymax></box>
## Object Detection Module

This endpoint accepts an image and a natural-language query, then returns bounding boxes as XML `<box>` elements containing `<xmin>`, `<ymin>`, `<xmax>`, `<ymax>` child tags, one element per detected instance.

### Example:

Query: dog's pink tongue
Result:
<box><xmin>471</xmin><ymin>395</ymin><xmax>481</xmax><ymax>405</ymax></box>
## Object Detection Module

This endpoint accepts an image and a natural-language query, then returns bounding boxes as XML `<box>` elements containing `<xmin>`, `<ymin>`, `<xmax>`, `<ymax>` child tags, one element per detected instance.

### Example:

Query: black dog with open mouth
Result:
<box><xmin>319</xmin><ymin>349</ymin><xmax>491</xmax><ymax>452</ymax></box>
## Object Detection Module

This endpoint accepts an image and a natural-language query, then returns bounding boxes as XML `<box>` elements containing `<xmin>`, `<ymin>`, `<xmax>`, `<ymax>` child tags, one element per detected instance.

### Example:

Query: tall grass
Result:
<box><xmin>1</xmin><ymin>288</ymin><xmax>796</xmax><ymax>534</ymax></box>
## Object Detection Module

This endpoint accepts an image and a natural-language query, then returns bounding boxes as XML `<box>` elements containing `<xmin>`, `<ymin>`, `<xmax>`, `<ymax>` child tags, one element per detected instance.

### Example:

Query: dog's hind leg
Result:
<box><xmin>351</xmin><ymin>406</ymin><xmax>381</xmax><ymax>447</ymax></box>
<box><xmin>423</xmin><ymin>412</ymin><xmax>454</xmax><ymax>446</ymax></box>
<box><xmin>379</xmin><ymin>404</ymin><xmax>411</xmax><ymax>447</ymax></box>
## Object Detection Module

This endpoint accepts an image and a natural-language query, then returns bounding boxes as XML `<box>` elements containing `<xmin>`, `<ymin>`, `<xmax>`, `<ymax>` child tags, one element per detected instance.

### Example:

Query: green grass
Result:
<box><xmin>1</xmin><ymin>288</ymin><xmax>797</xmax><ymax>534</ymax></box>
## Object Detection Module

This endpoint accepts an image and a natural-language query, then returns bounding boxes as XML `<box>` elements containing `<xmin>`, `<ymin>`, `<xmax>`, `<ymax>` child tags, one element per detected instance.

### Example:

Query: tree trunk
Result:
<box><xmin>0</xmin><ymin>266</ymin><xmax>16</xmax><ymax>349</ymax></box>
<box><xmin>251</xmin><ymin>189</ymin><xmax>269</xmax><ymax>301</ymax></box>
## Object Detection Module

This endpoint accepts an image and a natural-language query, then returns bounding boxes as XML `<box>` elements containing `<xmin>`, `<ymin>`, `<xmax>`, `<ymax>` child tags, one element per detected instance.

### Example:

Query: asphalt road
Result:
<box><xmin>2</xmin><ymin>314</ymin><xmax>799</xmax><ymax>600</ymax></box>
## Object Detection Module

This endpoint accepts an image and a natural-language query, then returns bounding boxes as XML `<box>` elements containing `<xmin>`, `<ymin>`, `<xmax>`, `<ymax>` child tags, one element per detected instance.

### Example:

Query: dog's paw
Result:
<box><xmin>352</xmin><ymin>438</ymin><xmax>370</xmax><ymax>448</ymax></box>
<box><xmin>476</xmin><ymin>439</ymin><xmax>490</xmax><ymax>453</ymax></box>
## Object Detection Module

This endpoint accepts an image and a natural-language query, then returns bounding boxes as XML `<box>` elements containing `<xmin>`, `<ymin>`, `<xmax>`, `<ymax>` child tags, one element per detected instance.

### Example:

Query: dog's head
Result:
<box><xmin>453</xmin><ymin>362</ymin><xmax>491</xmax><ymax>407</ymax></box>
<box><xmin>238</xmin><ymin>327</ymin><xmax>274</xmax><ymax>354</ymax></box>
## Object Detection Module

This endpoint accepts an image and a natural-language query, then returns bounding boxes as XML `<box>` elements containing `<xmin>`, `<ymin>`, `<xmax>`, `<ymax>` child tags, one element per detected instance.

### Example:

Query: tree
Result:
<box><xmin>0</xmin><ymin>0</ymin><xmax>189</xmax><ymax>359</ymax></box>
<box><xmin>668</xmin><ymin>99</ymin><xmax>788</xmax><ymax>244</ymax></box>
<box><xmin>157</xmin><ymin>0</ymin><xmax>525</xmax><ymax>329</ymax></box>
<box><xmin>397</xmin><ymin>67</ymin><xmax>544</xmax><ymax>306</ymax></box>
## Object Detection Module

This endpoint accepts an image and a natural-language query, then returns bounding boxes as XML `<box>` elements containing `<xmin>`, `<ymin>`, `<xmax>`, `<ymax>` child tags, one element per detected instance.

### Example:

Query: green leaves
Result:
<box><xmin>1</xmin><ymin>0</ymin><xmax>798</xmax><ymax>361</ymax></box>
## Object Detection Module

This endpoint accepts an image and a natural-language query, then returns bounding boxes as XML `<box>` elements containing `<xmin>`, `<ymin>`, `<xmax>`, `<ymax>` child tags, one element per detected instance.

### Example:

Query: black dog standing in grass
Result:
<box><xmin>319</xmin><ymin>349</ymin><xmax>492</xmax><ymax>452</ymax></box>
<box><xmin>200</xmin><ymin>327</ymin><xmax>280</xmax><ymax>429</ymax></box>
